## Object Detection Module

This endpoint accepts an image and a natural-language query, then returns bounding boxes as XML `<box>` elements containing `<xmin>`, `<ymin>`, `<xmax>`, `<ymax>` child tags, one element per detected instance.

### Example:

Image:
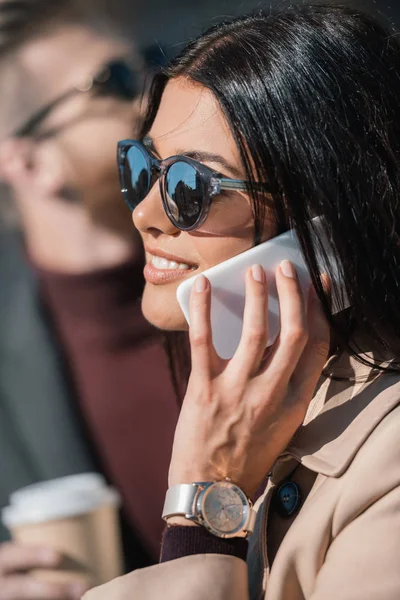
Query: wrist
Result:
<box><xmin>163</xmin><ymin>481</ymin><xmax>256</xmax><ymax>539</ymax></box>
<box><xmin>160</xmin><ymin>523</ymin><xmax>249</xmax><ymax>563</ymax></box>
<box><xmin>166</xmin><ymin>516</ymin><xmax>199</xmax><ymax>528</ymax></box>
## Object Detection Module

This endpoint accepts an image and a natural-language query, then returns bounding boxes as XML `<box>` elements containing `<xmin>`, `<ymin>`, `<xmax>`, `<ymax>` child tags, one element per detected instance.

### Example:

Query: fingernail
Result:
<box><xmin>252</xmin><ymin>264</ymin><xmax>265</xmax><ymax>283</ymax></box>
<box><xmin>33</xmin><ymin>581</ymin><xmax>56</xmax><ymax>596</ymax></box>
<box><xmin>68</xmin><ymin>583</ymin><xmax>90</xmax><ymax>599</ymax></box>
<box><xmin>39</xmin><ymin>547</ymin><xmax>59</xmax><ymax>564</ymax></box>
<box><xmin>280</xmin><ymin>260</ymin><xmax>296</xmax><ymax>279</ymax></box>
<box><xmin>195</xmin><ymin>274</ymin><xmax>208</xmax><ymax>293</ymax></box>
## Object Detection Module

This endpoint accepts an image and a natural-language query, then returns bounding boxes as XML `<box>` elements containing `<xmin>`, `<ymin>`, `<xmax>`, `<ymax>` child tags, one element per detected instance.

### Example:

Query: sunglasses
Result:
<box><xmin>117</xmin><ymin>139</ymin><xmax>272</xmax><ymax>231</ymax></box>
<box><xmin>15</xmin><ymin>59</ymin><xmax>139</xmax><ymax>138</ymax></box>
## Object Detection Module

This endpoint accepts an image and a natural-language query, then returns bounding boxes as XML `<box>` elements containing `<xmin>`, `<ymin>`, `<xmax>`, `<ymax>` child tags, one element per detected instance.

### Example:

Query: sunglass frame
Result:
<box><xmin>117</xmin><ymin>139</ymin><xmax>266</xmax><ymax>232</ymax></box>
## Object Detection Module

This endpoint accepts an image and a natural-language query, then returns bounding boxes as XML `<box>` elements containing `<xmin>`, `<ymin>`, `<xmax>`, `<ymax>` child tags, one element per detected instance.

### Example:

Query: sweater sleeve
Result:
<box><xmin>160</xmin><ymin>525</ymin><xmax>248</xmax><ymax>563</ymax></box>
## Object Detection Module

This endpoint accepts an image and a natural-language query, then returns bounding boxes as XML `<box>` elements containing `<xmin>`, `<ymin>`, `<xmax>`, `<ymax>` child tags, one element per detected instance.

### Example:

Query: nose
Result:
<box><xmin>132</xmin><ymin>182</ymin><xmax>179</xmax><ymax>237</ymax></box>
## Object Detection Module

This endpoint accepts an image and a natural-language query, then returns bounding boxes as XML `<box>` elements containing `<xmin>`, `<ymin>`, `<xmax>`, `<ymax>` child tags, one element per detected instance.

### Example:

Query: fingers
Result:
<box><xmin>0</xmin><ymin>576</ymin><xmax>88</xmax><ymax>600</ymax></box>
<box><xmin>189</xmin><ymin>275</ymin><xmax>218</xmax><ymax>377</ymax></box>
<box><xmin>0</xmin><ymin>544</ymin><xmax>89</xmax><ymax>600</ymax></box>
<box><xmin>290</xmin><ymin>275</ymin><xmax>331</xmax><ymax>398</ymax></box>
<box><xmin>265</xmin><ymin>260</ymin><xmax>309</xmax><ymax>385</ymax></box>
<box><xmin>231</xmin><ymin>265</ymin><xmax>268</xmax><ymax>378</ymax></box>
<box><xmin>0</xmin><ymin>544</ymin><xmax>60</xmax><ymax>576</ymax></box>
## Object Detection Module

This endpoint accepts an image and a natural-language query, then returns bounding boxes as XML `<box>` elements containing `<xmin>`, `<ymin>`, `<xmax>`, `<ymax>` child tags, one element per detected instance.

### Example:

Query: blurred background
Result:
<box><xmin>132</xmin><ymin>0</ymin><xmax>399</xmax><ymax>50</ymax></box>
<box><xmin>134</xmin><ymin>0</ymin><xmax>400</xmax><ymax>59</ymax></box>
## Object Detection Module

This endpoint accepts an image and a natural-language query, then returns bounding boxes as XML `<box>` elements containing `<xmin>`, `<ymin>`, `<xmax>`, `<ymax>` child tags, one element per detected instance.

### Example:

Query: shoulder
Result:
<box><xmin>333</xmin><ymin>399</ymin><xmax>400</xmax><ymax>530</ymax></box>
<box><xmin>346</xmin><ymin>397</ymin><xmax>400</xmax><ymax>481</ymax></box>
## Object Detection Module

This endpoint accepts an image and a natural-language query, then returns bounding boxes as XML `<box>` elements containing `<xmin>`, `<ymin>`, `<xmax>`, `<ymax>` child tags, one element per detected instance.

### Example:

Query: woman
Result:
<box><xmin>86</xmin><ymin>4</ymin><xmax>400</xmax><ymax>599</ymax></box>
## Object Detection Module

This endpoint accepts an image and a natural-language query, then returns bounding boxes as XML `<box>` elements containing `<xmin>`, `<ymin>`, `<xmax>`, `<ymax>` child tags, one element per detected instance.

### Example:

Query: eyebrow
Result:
<box><xmin>144</xmin><ymin>135</ymin><xmax>244</xmax><ymax>179</ymax></box>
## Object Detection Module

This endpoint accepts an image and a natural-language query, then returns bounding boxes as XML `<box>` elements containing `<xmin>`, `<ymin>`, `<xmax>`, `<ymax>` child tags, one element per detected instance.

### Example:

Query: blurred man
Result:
<box><xmin>0</xmin><ymin>1</ymin><xmax>179</xmax><ymax>598</ymax></box>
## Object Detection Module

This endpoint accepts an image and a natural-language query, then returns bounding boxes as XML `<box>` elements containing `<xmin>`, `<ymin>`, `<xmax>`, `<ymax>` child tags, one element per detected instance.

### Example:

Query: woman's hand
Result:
<box><xmin>169</xmin><ymin>260</ymin><xmax>330</xmax><ymax>498</ymax></box>
<box><xmin>0</xmin><ymin>543</ymin><xmax>88</xmax><ymax>600</ymax></box>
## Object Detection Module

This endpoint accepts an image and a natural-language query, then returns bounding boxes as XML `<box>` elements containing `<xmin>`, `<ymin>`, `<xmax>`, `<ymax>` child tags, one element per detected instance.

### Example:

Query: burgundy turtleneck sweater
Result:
<box><xmin>36</xmin><ymin>260</ymin><xmax>180</xmax><ymax>560</ymax></box>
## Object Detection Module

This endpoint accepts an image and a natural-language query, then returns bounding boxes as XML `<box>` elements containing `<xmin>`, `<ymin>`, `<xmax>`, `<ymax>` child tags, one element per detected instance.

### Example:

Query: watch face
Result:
<box><xmin>200</xmin><ymin>482</ymin><xmax>249</xmax><ymax>537</ymax></box>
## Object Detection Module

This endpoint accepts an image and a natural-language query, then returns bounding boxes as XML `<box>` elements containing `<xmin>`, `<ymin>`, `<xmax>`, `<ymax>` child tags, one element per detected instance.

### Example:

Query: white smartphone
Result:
<box><xmin>176</xmin><ymin>218</ymin><xmax>348</xmax><ymax>360</ymax></box>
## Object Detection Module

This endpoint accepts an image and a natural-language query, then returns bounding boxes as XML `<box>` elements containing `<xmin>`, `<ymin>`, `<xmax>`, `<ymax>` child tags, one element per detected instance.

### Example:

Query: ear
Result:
<box><xmin>0</xmin><ymin>137</ymin><xmax>70</xmax><ymax>202</ymax></box>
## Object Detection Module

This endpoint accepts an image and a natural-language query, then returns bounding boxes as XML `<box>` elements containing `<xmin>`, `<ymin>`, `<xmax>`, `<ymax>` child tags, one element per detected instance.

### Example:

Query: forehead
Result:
<box><xmin>17</xmin><ymin>24</ymin><xmax>131</xmax><ymax>101</ymax></box>
<box><xmin>149</xmin><ymin>78</ymin><xmax>241</xmax><ymax>163</ymax></box>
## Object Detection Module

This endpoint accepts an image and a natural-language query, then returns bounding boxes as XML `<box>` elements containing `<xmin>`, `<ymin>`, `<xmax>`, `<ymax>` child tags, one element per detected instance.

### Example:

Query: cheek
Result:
<box><xmin>192</xmin><ymin>195</ymin><xmax>255</xmax><ymax>267</ymax></box>
<box><xmin>140</xmin><ymin>198</ymin><xmax>257</xmax><ymax>332</ymax></box>
<box><xmin>140</xmin><ymin>235</ymin><xmax>254</xmax><ymax>332</ymax></box>
<box><xmin>61</xmin><ymin>118</ymin><xmax>135</xmax><ymax>232</ymax></box>
<box><xmin>63</xmin><ymin>111</ymin><xmax>134</xmax><ymax>189</ymax></box>
<box><xmin>139</xmin><ymin>196</ymin><xmax>276</xmax><ymax>332</ymax></box>
<box><xmin>201</xmin><ymin>193</ymin><xmax>254</xmax><ymax>237</ymax></box>
<box><xmin>191</xmin><ymin>234</ymin><xmax>253</xmax><ymax>270</ymax></box>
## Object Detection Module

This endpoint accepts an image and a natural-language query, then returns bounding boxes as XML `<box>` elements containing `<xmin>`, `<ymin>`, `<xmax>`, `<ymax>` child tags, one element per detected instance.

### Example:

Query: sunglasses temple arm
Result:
<box><xmin>14</xmin><ymin>88</ymin><xmax>79</xmax><ymax>137</ymax></box>
<box><xmin>219</xmin><ymin>179</ymin><xmax>249</xmax><ymax>192</ymax></box>
<box><xmin>219</xmin><ymin>179</ymin><xmax>271</xmax><ymax>193</ymax></box>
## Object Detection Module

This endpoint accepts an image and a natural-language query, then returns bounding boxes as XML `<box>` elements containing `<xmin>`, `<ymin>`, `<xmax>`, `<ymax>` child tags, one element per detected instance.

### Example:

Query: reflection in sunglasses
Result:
<box><xmin>166</xmin><ymin>163</ymin><xmax>202</xmax><ymax>224</ymax></box>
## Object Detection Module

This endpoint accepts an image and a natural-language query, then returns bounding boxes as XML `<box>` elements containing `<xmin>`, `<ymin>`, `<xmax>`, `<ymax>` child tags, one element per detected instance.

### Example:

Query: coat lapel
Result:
<box><xmin>286</xmin><ymin>352</ymin><xmax>400</xmax><ymax>477</ymax></box>
<box><xmin>247</xmin><ymin>348</ymin><xmax>400</xmax><ymax>600</ymax></box>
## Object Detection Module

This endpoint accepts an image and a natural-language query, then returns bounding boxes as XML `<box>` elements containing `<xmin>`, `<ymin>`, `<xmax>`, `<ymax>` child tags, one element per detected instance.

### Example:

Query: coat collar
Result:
<box><xmin>284</xmin><ymin>349</ymin><xmax>400</xmax><ymax>477</ymax></box>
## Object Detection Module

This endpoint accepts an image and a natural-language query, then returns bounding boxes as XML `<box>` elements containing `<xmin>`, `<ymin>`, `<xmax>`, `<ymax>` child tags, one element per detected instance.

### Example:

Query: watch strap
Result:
<box><xmin>246</xmin><ymin>507</ymin><xmax>257</xmax><ymax>535</ymax></box>
<box><xmin>162</xmin><ymin>483</ymin><xmax>200</xmax><ymax>520</ymax></box>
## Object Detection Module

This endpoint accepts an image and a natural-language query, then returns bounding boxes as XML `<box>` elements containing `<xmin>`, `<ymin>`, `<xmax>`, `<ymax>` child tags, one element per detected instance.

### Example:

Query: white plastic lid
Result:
<box><xmin>2</xmin><ymin>474</ymin><xmax>120</xmax><ymax>528</ymax></box>
<box><xmin>10</xmin><ymin>474</ymin><xmax>106</xmax><ymax>507</ymax></box>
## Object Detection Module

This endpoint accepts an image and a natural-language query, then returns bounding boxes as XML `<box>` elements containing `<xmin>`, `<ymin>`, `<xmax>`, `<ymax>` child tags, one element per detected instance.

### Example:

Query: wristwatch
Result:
<box><xmin>162</xmin><ymin>480</ymin><xmax>256</xmax><ymax>539</ymax></box>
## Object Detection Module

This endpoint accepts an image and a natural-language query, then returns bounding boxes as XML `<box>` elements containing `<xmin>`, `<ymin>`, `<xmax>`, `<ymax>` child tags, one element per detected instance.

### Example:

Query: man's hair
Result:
<box><xmin>0</xmin><ymin>0</ymin><xmax>133</xmax><ymax>57</ymax></box>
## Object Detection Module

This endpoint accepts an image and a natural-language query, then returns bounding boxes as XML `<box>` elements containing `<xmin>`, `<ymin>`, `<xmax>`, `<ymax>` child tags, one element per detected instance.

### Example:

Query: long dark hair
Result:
<box><xmin>142</xmin><ymin>3</ymin><xmax>400</xmax><ymax>385</ymax></box>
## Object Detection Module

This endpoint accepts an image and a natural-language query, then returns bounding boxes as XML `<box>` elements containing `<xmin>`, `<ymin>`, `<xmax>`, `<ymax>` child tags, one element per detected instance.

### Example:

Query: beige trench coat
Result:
<box><xmin>85</xmin><ymin>350</ymin><xmax>400</xmax><ymax>600</ymax></box>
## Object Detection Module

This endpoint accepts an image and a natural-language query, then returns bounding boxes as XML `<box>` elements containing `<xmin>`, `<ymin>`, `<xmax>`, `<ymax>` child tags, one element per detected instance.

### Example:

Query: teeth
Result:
<box><xmin>151</xmin><ymin>256</ymin><xmax>191</xmax><ymax>270</ymax></box>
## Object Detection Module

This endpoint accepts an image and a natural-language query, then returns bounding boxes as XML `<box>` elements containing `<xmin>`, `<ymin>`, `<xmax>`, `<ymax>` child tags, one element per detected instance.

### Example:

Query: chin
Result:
<box><xmin>141</xmin><ymin>284</ymin><xmax>188</xmax><ymax>331</ymax></box>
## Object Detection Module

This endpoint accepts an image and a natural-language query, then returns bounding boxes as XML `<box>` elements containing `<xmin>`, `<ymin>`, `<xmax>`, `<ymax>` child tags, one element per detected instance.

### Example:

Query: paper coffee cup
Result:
<box><xmin>10</xmin><ymin>473</ymin><xmax>106</xmax><ymax>508</ymax></box>
<box><xmin>2</xmin><ymin>474</ymin><xmax>123</xmax><ymax>586</ymax></box>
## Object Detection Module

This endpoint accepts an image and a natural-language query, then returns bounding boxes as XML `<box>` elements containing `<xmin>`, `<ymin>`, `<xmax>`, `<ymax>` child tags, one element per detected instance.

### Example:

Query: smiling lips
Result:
<box><xmin>144</xmin><ymin>252</ymin><xmax>198</xmax><ymax>285</ymax></box>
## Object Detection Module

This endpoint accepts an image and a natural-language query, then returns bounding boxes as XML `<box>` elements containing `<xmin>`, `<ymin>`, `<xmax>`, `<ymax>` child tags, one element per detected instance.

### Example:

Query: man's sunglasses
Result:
<box><xmin>15</xmin><ymin>59</ymin><xmax>139</xmax><ymax>138</ymax></box>
<box><xmin>117</xmin><ymin>139</ymin><xmax>272</xmax><ymax>231</ymax></box>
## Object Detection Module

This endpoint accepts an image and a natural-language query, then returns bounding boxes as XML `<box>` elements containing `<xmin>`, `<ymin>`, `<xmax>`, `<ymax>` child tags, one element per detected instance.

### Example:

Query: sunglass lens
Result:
<box><xmin>165</xmin><ymin>162</ymin><xmax>204</xmax><ymax>229</ymax></box>
<box><xmin>123</xmin><ymin>145</ymin><xmax>150</xmax><ymax>210</ymax></box>
<box><xmin>100</xmin><ymin>61</ymin><xmax>139</xmax><ymax>100</ymax></box>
